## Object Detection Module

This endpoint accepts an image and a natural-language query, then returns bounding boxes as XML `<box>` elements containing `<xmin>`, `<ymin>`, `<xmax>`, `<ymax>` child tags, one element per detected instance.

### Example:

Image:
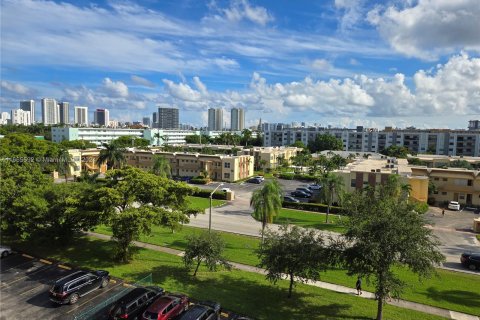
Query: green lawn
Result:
<box><xmin>273</xmin><ymin>208</ymin><xmax>347</xmax><ymax>233</ymax></box>
<box><xmin>476</xmin><ymin>234</ymin><xmax>480</xmax><ymax>242</ymax></box>
<box><xmin>94</xmin><ymin>224</ymin><xmax>480</xmax><ymax>316</ymax></box>
<box><xmin>186</xmin><ymin>196</ymin><xmax>226</xmax><ymax>210</ymax></box>
<box><xmin>7</xmin><ymin>236</ymin><xmax>447</xmax><ymax>320</ymax></box>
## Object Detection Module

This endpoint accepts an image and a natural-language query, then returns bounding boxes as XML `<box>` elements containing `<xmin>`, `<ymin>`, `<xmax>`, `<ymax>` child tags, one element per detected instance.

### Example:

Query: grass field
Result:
<box><xmin>273</xmin><ymin>208</ymin><xmax>347</xmax><ymax>233</ymax></box>
<box><xmin>94</xmin><ymin>224</ymin><xmax>480</xmax><ymax>316</ymax></box>
<box><xmin>186</xmin><ymin>196</ymin><xmax>226</xmax><ymax>210</ymax></box>
<box><xmin>7</xmin><ymin>236</ymin><xmax>448</xmax><ymax>320</ymax></box>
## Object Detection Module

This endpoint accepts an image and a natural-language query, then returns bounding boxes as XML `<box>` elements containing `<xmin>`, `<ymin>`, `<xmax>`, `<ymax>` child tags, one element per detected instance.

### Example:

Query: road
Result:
<box><xmin>189</xmin><ymin>179</ymin><xmax>480</xmax><ymax>274</ymax></box>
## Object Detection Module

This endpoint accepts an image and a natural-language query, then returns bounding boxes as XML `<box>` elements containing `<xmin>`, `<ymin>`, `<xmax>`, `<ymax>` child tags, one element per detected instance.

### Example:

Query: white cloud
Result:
<box><xmin>367</xmin><ymin>0</ymin><xmax>480</xmax><ymax>59</ymax></box>
<box><xmin>193</xmin><ymin>77</ymin><xmax>208</xmax><ymax>95</ymax></box>
<box><xmin>162</xmin><ymin>80</ymin><xmax>202</xmax><ymax>102</ymax></box>
<box><xmin>335</xmin><ymin>0</ymin><xmax>365</xmax><ymax>32</ymax></box>
<box><xmin>131</xmin><ymin>75</ymin><xmax>155</xmax><ymax>88</ymax></box>
<box><xmin>311</xmin><ymin>59</ymin><xmax>333</xmax><ymax>71</ymax></box>
<box><xmin>1</xmin><ymin>80</ymin><xmax>34</xmax><ymax>96</ymax></box>
<box><xmin>102</xmin><ymin>78</ymin><xmax>129</xmax><ymax>98</ymax></box>
<box><xmin>217</xmin><ymin>0</ymin><xmax>274</xmax><ymax>26</ymax></box>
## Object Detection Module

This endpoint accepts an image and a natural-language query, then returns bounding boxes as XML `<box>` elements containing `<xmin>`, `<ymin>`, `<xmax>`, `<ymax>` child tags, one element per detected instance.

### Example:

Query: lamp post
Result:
<box><xmin>209</xmin><ymin>182</ymin><xmax>224</xmax><ymax>233</ymax></box>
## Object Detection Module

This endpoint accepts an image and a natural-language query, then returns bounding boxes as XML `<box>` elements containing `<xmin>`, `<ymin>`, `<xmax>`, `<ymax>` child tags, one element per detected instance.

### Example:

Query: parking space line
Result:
<box><xmin>19</xmin><ymin>284</ymin><xmax>46</xmax><ymax>296</ymax></box>
<box><xmin>21</xmin><ymin>254</ymin><xmax>34</xmax><ymax>259</ymax></box>
<box><xmin>39</xmin><ymin>259</ymin><xmax>53</xmax><ymax>265</ymax></box>
<box><xmin>58</xmin><ymin>264</ymin><xmax>71</xmax><ymax>270</ymax></box>
<box><xmin>65</xmin><ymin>283</ymin><xmax>123</xmax><ymax>314</ymax></box>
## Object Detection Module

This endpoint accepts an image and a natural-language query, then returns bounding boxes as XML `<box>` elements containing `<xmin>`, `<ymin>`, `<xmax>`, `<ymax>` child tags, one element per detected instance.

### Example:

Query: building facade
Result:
<box><xmin>263</xmin><ymin>126</ymin><xmax>480</xmax><ymax>157</ymax></box>
<box><xmin>1</xmin><ymin>112</ymin><xmax>11</xmax><ymax>125</ymax></box>
<box><xmin>58</xmin><ymin>102</ymin><xmax>70</xmax><ymax>124</ymax></box>
<box><xmin>144</xmin><ymin>129</ymin><xmax>201</xmax><ymax>145</ymax></box>
<box><xmin>207</xmin><ymin>108</ymin><xmax>224</xmax><ymax>131</ymax></box>
<box><xmin>74</xmin><ymin>106</ymin><xmax>89</xmax><ymax>125</ymax></box>
<box><xmin>20</xmin><ymin>100</ymin><xmax>35</xmax><ymax>123</ymax></box>
<box><xmin>157</xmin><ymin>108</ymin><xmax>179</xmax><ymax>129</ymax></box>
<box><xmin>52</xmin><ymin>127</ymin><xmax>143</xmax><ymax>145</ymax></box>
<box><xmin>41</xmin><ymin>98</ymin><xmax>58</xmax><ymax>124</ymax></box>
<box><xmin>231</xmin><ymin>108</ymin><xmax>245</xmax><ymax>131</ymax></box>
<box><xmin>93</xmin><ymin>109</ymin><xmax>109</xmax><ymax>126</ymax></box>
<box><xmin>11</xmin><ymin>109</ymin><xmax>32</xmax><ymax>125</ymax></box>
<box><xmin>142</xmin><ymin>117</ymin><xmax>151</xmax><ymax>127</ymax></box>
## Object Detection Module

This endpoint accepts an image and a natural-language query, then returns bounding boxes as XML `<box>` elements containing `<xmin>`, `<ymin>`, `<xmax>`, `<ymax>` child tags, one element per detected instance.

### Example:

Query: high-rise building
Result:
<box><xmin>157</xmin><ymin>107</ymin><xmax>179</xmax><ymax>129</ymax></box>
<box><xmin>58</xmin><ymin>102</ymin><xmax>70</xmax><ymax>124</ymax></box>
<box><xmin>93</xmin><ymin>109</ymin><xmax>109</xmax><ymax>126</ymax></box>
<box><xmin>208</xmin><ymin>108</ymin><xmax>216</xmax><ymax>131</ymax></box>
<box><xmin>231</xmin><ymin>108</ymin><xmax>245</xmax><ymax>131</ymax></box>
<box><xmin>0</xmin><ymin>112</ymin><xmax>10</xmax><ymax>125</ymax></box>
<box><xmin>74</xmin><ymin>106</ymin><xmax>89</xmax><ymax>126</ymax></box>
<box><xmin>20</xmin><ymin>100</ymin><xmax>35</xmax><ymax>123</ymax></box>
<box><xmin>142</xmin><ymin>116</ymin><xmax>151</xmax><ymax>127</ymax></box>
<box><xmin>468</xmin><ymin>120</ymin><xmax>480</xmax><ymax>131</ymax></box>
<box><xmin>11</xmin><ymin>109</ymin><xmax>31</xmax><ymax>125</ymax></box>
<box><xmin>41</xmin><ymin>98</ymin><xmax>59</xmax><ymax>124</ymax></box>
<box><xmin>152</xmin><ymin>112</ymin><xmax>158</xmax><ymax>128</ymax></box>
<box><xmin>207</xmin><ymin>108</ymin><xmax>224</xmax><ymax>131</ymax></box>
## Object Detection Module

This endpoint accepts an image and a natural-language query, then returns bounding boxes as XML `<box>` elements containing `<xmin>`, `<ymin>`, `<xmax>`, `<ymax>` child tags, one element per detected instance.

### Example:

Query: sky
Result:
<box><xmin>1</xmin><ymin>0</ymin><xmax>480</xmax><ymax>129</ymax></box>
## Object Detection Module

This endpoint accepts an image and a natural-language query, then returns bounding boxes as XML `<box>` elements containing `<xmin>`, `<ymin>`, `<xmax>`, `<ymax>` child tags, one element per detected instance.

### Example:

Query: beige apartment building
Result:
<box><xmin>335</xmin><ymin>157</ymin><xmax>429</xmax><ymax>203</ymax></box>
<box><xmin>125</xmin><ymin>150</ymin><xmax>254</xmax><ymax>182</ymax></box>
<box><xmin>409</xmin><ymin>154</ymin><xmax>480</xmax><ymax>168</ymax></box>
<box><xmin>411</xmin><ymin>167</ymin><xmax>480</xmax><ymax>206</ymax></box>
<box><xmin>240</xmin><ymin>146</ymin><xmax>301</xmax><ymax>170</ymax></box>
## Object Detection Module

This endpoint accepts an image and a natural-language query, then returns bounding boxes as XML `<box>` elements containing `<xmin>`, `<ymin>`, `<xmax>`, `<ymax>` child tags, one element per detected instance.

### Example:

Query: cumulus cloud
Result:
<box><xmin>367</xmin><ymin>0</ymin><xmax>480</xmax><ymax>59</ymax></box>
<box><xmin>1</xmin><ymin>80</ymin><xmax>35</xmax><ymax>98</ymax></box>
<box><xmin>216</xmin><ymin>0</ymin><xmax>274</xmax><ymax>26</ymax></box>
<box><xmin>102</xmin><ymin>78</ymin><xmax>129</xmax><ymax>98</ymax></box>
<box><xmin>162</xmin><ymin>80</ymin><xmax>203</xmax><ymax>102</ymax></box>
<box><xmin>335</xmin><ymin>0</ymin><xmax>365</xmax><ymax>32</ymax></box>
<box><xmin>131</xmin><ymin>75</ymin><xmax>155</xmax><ymax>88</ymax></box>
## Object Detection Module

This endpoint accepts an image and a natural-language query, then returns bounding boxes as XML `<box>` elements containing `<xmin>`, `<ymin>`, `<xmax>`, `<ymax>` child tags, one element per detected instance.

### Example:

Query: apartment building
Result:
<box><xmin>125</xmin><ymin>149</ymin><xmax>254</xmax><ymax>182</ymax></box>
<box><xmin>10</xmin><ymin>109</ymin><xmax>32</xmax><ymax>125</ymax></box>
<box><xmin>335</xmin><ymin>156</ymin><xmax>429</xmax><ymax>203</ymax></box>
<box><xmin>144</xmin><ymin>129</ymin><xmax>201</xmax><ymax>145</ymax></box>
<box><xmin>52</xmin><ymin>127</ymin><xmax>143</xmax><ymax>145</ymax></box>
<box><xmin>157</xmin><ymin>108</ymin><xmax>179</xmax><ymax>129</ymax></box>
<box><xmin>20</xmin><ymin>100</ymin><xmax>35</xmax><ymax>123</ymax></box>
<box><xmin>411</xmin><ymin>167</ymin><xmax>480</xmax><ymax>206</ymax></box>
<box><xmin>409</xmin><ymin>154</ymin><xmax>480</xmax><ymax>168</ymax></box>
<box><xmin>41</xmin><ymin>98</ymin><xmax>59</xmax><ymax>124</ymax></box>
<box><xmin>240</xmin><ymin>146</ymin><xmax>301</xmax><ymax>170</ymax></box>
<box><xmin>263</xmin><ymin>126</ymin><xmax>480</xmax><ymax>157</ymax></box>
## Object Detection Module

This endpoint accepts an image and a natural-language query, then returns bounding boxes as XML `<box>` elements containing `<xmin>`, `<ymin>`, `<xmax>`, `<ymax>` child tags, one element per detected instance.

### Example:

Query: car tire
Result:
<box><xmin>100</xmin><ymin>278</ymin><xmax>108</xmax><ymax>288</ymax></box>
<box><xmin>468</xmin><ymin>264</ymin><xmax>477</xmax><ymax>271</ymax></box>
<box><xmin>69</xmin><ymin>293</ymin><xmax>79</xmax><ymax>305</ymax></box>
<box><xmin>1</xmin><ymin>251</ymin><xmax>9</xmax><ymax>258</ymax></box>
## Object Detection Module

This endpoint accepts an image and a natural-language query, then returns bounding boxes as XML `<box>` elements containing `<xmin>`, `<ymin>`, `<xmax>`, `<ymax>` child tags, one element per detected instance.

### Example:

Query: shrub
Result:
<box><xmin>294</xmin><ymin>173</ymin><xmax>316</xmax><ymax>181</ymax></box>
<box><xmin>278</xmin><ymin>173</ymin><xmax>294</xmax><ymax>180</ymax></box>
<box><xmin>192</xmin><ymin>189</ymin><xmax>227</xmax><ymax>200</ymax></box>
<box><xmin>282</xmin><ymin>201</ymin><xmax>344</xmax><ymax>214</ymax></box>
<box><xmin>190</xmin><ymin>178</ymin><xmax>209</xmax><ymax>185</ymax></box>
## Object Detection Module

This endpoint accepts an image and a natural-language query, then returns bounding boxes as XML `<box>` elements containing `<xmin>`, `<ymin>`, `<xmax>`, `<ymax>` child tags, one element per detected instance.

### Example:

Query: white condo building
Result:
<box><xmin>11</xmin><ymin>109</ymin><xmax>32</xmax><ymax>125</ymax></box>
<box><xmin>231</xmin><ymin>108</ymin><xmax>245</xmax><ymax>131</ymax></box>
<box><xmin>58</xmin><ymin>102</ymin><xmax>70</xmax><ymax>124</ymax></box>
<box><xmin>20</xmin><ymin>100</ymin><xmax>35</xmax><ymax>123</ymax></box>
<box><xmin>1</xmin><ymin>112</ymin><xmax>11</xmax><ymax>125</ymax></box>
<box><xmin>41</xmin><ymin>98</ymin><xmax>59</xmax><ymax>124</ymax></box>
<box><xmin>74</xmin><ymin>106</ymin><xmax>89</xmax><ymax>125</ymax></box>
<box><xmin>207</xmin><ymin>108</ymin><xmax>223</xmax><ymax>131</ymax></box>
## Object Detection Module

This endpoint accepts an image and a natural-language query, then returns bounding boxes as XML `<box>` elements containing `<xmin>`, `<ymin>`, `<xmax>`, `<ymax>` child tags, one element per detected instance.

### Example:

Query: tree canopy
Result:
<box><xmin>183</xmin><ymin>231</ymin><xmax>230</xmax><ymax>276</ymax></box>
<box><xmin>308</xmin><ymin>134</ymin><xmax>343</xmax><ymax>153</ymax></box>
<box><xmin>60</xmin><ymin>139</ymin><xmax>97</xmax><ymax>149</ymax></box>
<box><xmin>250</xmin><ymin>179</ymin><xmax>283</xmax><ymax>243</ymax></box>
<box><xmin>111</xmin><ymin>135</ymin><xmax>150</xmax><ymax>149</ymax></box>
<box><xmin>380</xmin><ymin>145</ymin><xmax>410</xmax><ymax>158</ymax></box>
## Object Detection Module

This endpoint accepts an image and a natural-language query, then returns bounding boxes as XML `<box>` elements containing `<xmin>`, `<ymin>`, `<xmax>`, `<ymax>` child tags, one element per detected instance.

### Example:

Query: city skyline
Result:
<box><xmin>1</xmin><ymin>0</ymin><xmax>479</xmax><ymax>129</ymax></box>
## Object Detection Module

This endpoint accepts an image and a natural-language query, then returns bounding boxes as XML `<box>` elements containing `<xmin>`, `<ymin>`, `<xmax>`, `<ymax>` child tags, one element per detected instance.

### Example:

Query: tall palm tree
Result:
<box><xmin>250</xmin><ymin>179</ymin><xmax>283</xmax><ymax>244</ymax></box>
<box><xmin>57</xmin><ymin>148</ymin><xmax>76</xmax><ymax>183</ymax></box>
<box><xmin>79</xmin><ymin>171</ymin><xmax>100</xmax><ymax>184</ymax></box>
<box><xmin>151</xmin><ymin>155</ymin><xmax>171</xmax><ymax>178</ymax></box>
<box><xmin>242</xmin><ymin>128</ymin><xmax>252</xmax><ymax>146</ymax></box>
<box><xmin>96</xmin><ymin>143</ymin><xmax>126</xmax><ymax>170</ymax></box>
<box><xmin>153</xmin><ymin>132</ymin><xmax>163</xmax><ymax>146</ymax></box>
<box><xmin>318</xmin><ymin>172</ymin><xmax>344</xmax><ymax>223</ymax></box>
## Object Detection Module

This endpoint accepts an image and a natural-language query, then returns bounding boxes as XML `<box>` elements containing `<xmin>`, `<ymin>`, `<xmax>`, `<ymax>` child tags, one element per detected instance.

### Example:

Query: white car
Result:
<box><xmin>0</xmin><ymin>246</ymin><xmax>12</xmax><ymax>258</ymax></box>
<box><xmin>448</xmin><ymin>201</ymin><xmax>461</xmax><ymax>211</ymax></box>
<box><xmin>221</xmin><ymin>187</ymin><xmax>232</xmax><ymax>193</ymax></box>
<box><xmin>308</xmin><ymin>184</ymin><xmax>322</xmax><ymax>190</ymax></box>
<box><xmin>254</xmin><ymin>176</ymin><xmax>265</xmax><ymax>181</ymax></box>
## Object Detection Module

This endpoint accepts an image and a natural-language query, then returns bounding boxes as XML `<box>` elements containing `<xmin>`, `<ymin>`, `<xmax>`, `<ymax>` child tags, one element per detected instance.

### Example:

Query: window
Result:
<box><xmin>434</xmin><ymin>177</ymin><xmax>439</xmax><ymax>181</ymax></box>
<box><xmin>443</xmin><ymin>178</ymin><xmax>447</xmax><ymax>181</ymax></box>
<box><xmin>433</xmin><ymin>191</ymin><xmax>438</xmax><ymax>194</ymax></box>
<box><xmin>468</xmin><ymin>180</ymin><xmax>473</xmax><ymax>186</ymax></box>
<box><xmin>224</xmin><ymin>173</ymin><xmax>230</xmax><ymax>178</ymax></box>
<box><xmin>224</xmin><ymin>163</ymin><xmax>231</xmax><ymax>168</ymax></box>
<box><xmin>350</xmin><ymin>179</ymin><xmax>356</xmax><ymax>187</ymax></box>
<box><xmin>442</xmin><ymin>192</ymin><xmax>447</xmax><ymax>195</ymax></box>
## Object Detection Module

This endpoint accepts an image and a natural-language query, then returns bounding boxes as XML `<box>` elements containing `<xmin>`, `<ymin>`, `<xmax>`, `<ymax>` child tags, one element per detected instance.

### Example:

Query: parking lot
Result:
<box><xmin>0</xmin><ymin>252</ymin><xmax>249</xmax><ymax>320</ymax></box>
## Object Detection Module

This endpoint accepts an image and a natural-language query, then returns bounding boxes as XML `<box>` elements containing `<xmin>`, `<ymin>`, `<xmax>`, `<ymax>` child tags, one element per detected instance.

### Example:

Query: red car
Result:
<box><xmin>142</xmin><ymin>294</ymin><xmax>189</xmax><ymax>320</ymax></box>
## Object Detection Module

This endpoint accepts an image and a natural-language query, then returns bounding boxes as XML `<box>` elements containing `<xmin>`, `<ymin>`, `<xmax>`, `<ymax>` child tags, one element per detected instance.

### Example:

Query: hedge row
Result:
<box><xmin>190</xmin><ymin>178</ymin><xmax>209</xmax><ymax>185</ymax></box>
<box><xmin>278</xmin><ymin>173</ymin><xmax>317</xmax><ymax>181</ymax></box>
<box><xmin>282</xmin><ymin>201</ymin><xmax>344</xmax><ymax>214</ymax></box>
<box><xmin>192</xmin><ymin>189</ymin><xmax>227</xmax><ymax>200</ymax></box>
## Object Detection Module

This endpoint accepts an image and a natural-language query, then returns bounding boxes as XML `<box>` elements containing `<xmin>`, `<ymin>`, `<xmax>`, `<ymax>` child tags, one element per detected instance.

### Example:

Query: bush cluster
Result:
<box><xmin>282</xmin><ymin>201</ymin><xmax>344</xmax><ymax>214</ymax></box>
<box><xmin>192</xmin><ymin>189</ymin><xmax>227</xmax><ymax>200</ymax></box>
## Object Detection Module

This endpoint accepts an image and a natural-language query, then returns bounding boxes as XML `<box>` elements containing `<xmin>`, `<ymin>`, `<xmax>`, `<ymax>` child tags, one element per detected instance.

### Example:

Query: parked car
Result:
<box><xmin>246</xmin><ymin>178</ymin><xmax>262</xmax><ymax>184</ymax></box>
<box><xmin>142</xmin><ymin>293</ymin><xmax>189</xmax><ymax>320</ymax></box>
<box><xmin>253</xmin><ymin>176</ymin><xmax>265</xmax><ymax>181</ymax></box>
<box><xmin>176</xmin><ymin>301</ymin><xmax>221</xmax><ymax>320</ymax></box>
<box><xmin>296</xmin><ymin>187</ymin><xmax>313</xmax><ymax>195</ymax></box>
<box><xmin>308</xmin><ymin>184</ymin><xmax>322</xmax><ymax>190</ymax></box>
<box><xmin>221</xmin><ymin>187</ymin><xmax>232</xmax><ymax>193</ymax></box>
<box><xmin>448</xmin><ymin>201</ymin><xmax>461</xmax><ymax>211</ymax></box>
<box><xmin>290</xmin><ymin>190</ymin><xmax>311</xmax><ymax>198</ymax></box>
<box><xmin>109</xmin><ymin>287</ymin><xmax>164</xmax><ymax>320</ymax></box>
<box><xmin>283</xmin><ymin>196</ymin><xmax>300</xmax><ymax>203</ymax></box>
<box><xmin>460</xmin><ymin>252</ymin><xmax>480</xmax><ymax>270</ymax></box>
<box><xmin>49</xmin><ymin>270</ymin><xmax>110</xmax><ymax>305</ymax></box>
<box><xmin>0</xmin><ymin>246</ymin><xmax>12</xmax><ymax>258</ymax></box>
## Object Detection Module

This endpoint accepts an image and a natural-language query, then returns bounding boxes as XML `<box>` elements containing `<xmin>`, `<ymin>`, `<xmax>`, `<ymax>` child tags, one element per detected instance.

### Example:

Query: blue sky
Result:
<box><xmin>1</xmin><ymin>0</ymin><xmax>479</xmax><ymax>129</ymax></box>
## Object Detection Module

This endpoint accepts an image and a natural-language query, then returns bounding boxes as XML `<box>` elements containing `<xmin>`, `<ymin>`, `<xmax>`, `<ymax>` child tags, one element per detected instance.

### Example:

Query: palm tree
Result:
<box><xmin>57</xmin><ymin>148</ymin><xmax>76</xmax><ymax>183</ymax></box>
<box><xmin>250</xmin><ymin>179</ymin><xmax>283</xmax><ymax>244</ymax></box>
<box><xmin>259</xmin><ymin>159</ymin><xmax>268</xmax><ymax>174</ymax></box>
<box><xmin>152</xmin><ymin>155</ymin><xmax>171</xmax><ymax>178</ymax></box>
<box><xmin>153</xmin><ymin>133</ymin><xmax>163</xmax><ymax>146</ymax></box>
<box><xmin>318</xmin><ymin>172</ymin><xmax>344</xmax><ymax>223</ymax></box>
<box><xmin>242</xmin><ymin>129</ymin><xmax>252</xmax><ymax>146</ymax></box>
<box><xmin>79</xmin><ymin>171</ymin><xmax>100</xmax><ymax>184</ymax></box>
<box><xmin>96</xmin><ymin>143</ymin><xmax>126</xmax><ymax>170</ymax></box>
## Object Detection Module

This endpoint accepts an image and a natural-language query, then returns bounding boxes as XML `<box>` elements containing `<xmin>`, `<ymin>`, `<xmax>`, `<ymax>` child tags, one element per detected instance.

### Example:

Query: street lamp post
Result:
<box><xmin>209</xmin><ymin>182</ymin><xmax>224</xmax><ymax>233</ymax></box>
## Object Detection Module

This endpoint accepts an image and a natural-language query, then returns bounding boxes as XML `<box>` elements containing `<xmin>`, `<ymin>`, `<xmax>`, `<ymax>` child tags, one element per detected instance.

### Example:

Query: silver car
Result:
<box><xmin>0</xmin><ymin>246</ymin><xmax>12</xmax><ymax>258</ymax></box>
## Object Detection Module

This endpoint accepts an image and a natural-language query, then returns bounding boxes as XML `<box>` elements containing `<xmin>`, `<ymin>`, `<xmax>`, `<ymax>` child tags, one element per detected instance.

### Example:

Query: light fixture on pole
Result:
<box><xmin>209</xmin><ymin>182</ymin><xmax>224</xmax><ymax>232</ymax></box>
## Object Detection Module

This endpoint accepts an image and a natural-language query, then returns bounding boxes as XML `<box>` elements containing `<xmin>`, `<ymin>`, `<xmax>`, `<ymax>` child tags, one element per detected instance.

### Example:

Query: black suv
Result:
<box><xmin>176</xmin><ymin>301</ymin><xmax>221</xmax><ymax>320</ymax></box>
<box><xmin>49</xmin><ymin>270</ymin><xmax>110</xmax><ymax>304</ymax></box>
<box><xmin>109</xmin><ymin>287</ymin><xmax>164</xmax><ymax>320</ymax></box>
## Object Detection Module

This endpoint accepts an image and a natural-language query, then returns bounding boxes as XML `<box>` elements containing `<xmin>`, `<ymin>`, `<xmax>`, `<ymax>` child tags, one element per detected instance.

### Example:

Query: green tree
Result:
<box><xmin>151</xmin><ymin>155</ymin><xmax>171</xmax><ymax>178</ymax></box>
<box><xmin>449</xmin><ymin>160</ymin><xmax>473</xmax><ymax>169</ymax></box>
<box><xmin>153</xmin><ymin>132</ymin><xmax>162</xmax><ymax>146</ymax></box>
<box><xmin>342</xmin><ymin>176</ymin><xmax>445</xmax><ymax>320</ymax></box>
<box><xmin>96</xmin><ymin>143</ymin><xmax>126</xmax><ymax>170</ymax></box>
<box><xmin>318</xmin><ymin>172</ymin><xmax>344</xmax><ymax>223</ymax></box>
<box><xmin>291</xmin><ymin>150</ymin><xmax>312</xmax><ymax>173</ymax></box>
<box><xmin>308</xmin><ymin>134</ymin><xmax>343</xmax><ymax>153</ymax></box>
<box><xmin>60</xmin><ymin>139</ymin><xmax>97</xmax><ymax>149</ymax></box>
<box><xmin>111</xmin><ymin>136</ymin><xmax>150</xmax><ymax>149</ymax></box>
<box><xmin>241</xmin><ymin>129</ymin><xmax>252</xmax><ymax>146</ymax></box>
<box><xmin>96</xmin><ymin>167</ymin><xmax>195</xmax><ymax>262</ymax></box>
<box><xmin>290</xmin><ymin>140</ymin><xmax>306</xmax><ymax>149</ymax></box>
<box><xmin>250</xmin><ymin>179</ymin><xmax>283</xmax><ymax>243</ymax></box>
<box><xmin>258</xmin><ymin>225</ymin><xmax>329</xmax><ymax>298</ymax></box>
<box><xmin>183</xmin><ymin>231</ymin><xmax>231</xmax><ymax>276</ymax></box>
<box><xmin>57</xmin><ymin>148</ymin><xmax>76</xmax><ymax>183</ymax></box>
<box><xmin>380</xmin><ymin>145</ymin><xmax>409</xmax><ymax>158</ymax></box>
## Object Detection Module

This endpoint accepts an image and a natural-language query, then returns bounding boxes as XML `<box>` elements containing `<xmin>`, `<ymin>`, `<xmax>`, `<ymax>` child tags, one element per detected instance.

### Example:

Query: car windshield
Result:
<box><xmin>51</xmin><ymin>284</ymin><xmax>63</xmax><ymax>293</ymax></box>
<box><xmin>143</xmin><ymin>311</ymin><xmax>158</xmax><ymax>319</ymax></box>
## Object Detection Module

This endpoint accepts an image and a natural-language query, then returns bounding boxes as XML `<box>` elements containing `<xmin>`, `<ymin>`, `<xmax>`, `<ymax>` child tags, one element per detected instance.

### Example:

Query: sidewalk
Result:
<box><xmin>86</xmin><ymin>231</ymin><xmax>479</xmax><ymax>320</ymax></box>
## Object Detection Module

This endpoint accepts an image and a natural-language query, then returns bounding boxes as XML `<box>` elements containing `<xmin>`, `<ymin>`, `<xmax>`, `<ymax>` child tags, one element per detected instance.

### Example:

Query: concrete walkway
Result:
<box><xmin>86</xmin><ymin>231</ymin><xmax>479</xmax><ymax>320</ymax></box>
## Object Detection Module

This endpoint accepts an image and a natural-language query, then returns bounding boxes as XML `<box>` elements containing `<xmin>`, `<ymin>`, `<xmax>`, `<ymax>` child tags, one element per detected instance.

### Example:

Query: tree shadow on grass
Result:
<box><xmin>426</xmin><ymin>287</ymin><xmax>480</xmax><ymax>312</ymax></box>
<box><xmin>121</xmin><ymin>264</ymin><xmax>373</xmax><ymax>320</ymax></box>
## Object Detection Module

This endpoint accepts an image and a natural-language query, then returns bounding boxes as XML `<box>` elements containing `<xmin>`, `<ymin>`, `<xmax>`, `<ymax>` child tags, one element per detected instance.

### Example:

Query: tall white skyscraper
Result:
<box><xmin>20</xmin><ymin>100</ymin><xmax>35</xmax><ymax>123</ymax></box>
<box><xmin>11</xmin><ymin>109</ymin><xmax>31</xmax><ymax>125</ymax></box>
<box><xmin>58</xmin><ymin>102</ymin><xmax>70</xmax><ymax>124</ymax></box>
<box><xmin>74</xmin><ymin>106</ymin><xmax>89</xmax><ymax>126</ymax></box>
<box><xmin>94</xmin><ymin>109</ymin><xmax>109</xmax><ymax>126</ymax></box>
<box><xmin>41</xmin><ymin>98</ymin><xmax>59</xmax><ymax>124</ymax></box>
<box><xmin>207</xmin><ymin>108</ymin><xmax>216</xmax><ymax>131</ymax></box>
<box><xmin>0</xmin><ymin>112</ymin><xmax>11</xmax><ymax>125</ymax></box>
<box><xmin>231</xmin><ymin>108</ymin><xmax>245</xmax><ymax>131</ymax></box>
<box><xmin>207</xmin><ymin>108</ymin><xmax>224</xmax><ymax>131</ymax></box>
